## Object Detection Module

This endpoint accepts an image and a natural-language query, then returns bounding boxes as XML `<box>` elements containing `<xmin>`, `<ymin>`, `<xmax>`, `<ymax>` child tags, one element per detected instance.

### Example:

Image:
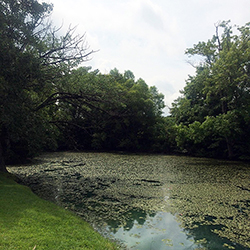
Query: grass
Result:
<box><xmin>0</xmin><ymin>173</ymin><xmax>118</xmax><ymax>250</ymax></box>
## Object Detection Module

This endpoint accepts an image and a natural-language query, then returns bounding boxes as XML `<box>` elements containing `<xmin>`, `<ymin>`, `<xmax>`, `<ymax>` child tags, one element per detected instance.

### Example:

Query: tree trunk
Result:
<box><xmin>0</xmin><ymin>142</ymin><xmax>7</xmax><ymax>172</ymax></box>
<box><xmin>225</xmin><ymin>136</ymin><xmax>234</xmax><ymax>159</ymax></box>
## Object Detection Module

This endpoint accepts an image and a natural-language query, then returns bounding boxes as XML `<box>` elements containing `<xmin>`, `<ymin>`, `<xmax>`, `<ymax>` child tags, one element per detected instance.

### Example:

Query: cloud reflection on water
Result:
<box><xmin>107</xmin><ymin>211</ymin><xmax>196</xmax><ymax>250</ymax></box>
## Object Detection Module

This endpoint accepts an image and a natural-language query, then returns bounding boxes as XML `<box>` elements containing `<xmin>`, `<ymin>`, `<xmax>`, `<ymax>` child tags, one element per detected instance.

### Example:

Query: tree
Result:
<box><xmin>0</xmin><ymin>0</ymin><xmax>94</xmax><ymax>172</ymax></box>
<box><xmin>171</xmin><ymin>21</ymin><xmax>250</xmax><ymax>159</ymax></box>
<box><xmin>56</xmin><ymin>68</ymin><xmax>166</xmax><ymax>152</ymax></box>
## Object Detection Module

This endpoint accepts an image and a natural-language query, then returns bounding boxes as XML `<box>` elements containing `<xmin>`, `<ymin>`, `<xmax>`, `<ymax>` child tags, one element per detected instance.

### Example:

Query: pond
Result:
<box><xmin>8</xmin><ymin>152</ymin><xmax>250</xmax><ymax>250</ymax></box>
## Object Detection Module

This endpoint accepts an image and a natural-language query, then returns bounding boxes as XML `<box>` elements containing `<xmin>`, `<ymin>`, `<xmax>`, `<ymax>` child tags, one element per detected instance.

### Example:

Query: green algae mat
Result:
<box><xmin>8</xmin><ymin>152</ymin><xmax>250</xmax><ymax>250</ymax></box>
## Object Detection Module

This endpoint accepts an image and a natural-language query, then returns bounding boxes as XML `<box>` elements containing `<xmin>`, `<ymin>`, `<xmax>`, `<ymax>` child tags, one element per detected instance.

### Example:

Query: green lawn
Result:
<box><xmin>0</xmin><ymin>173</ymin><xmax>118</xmax><ymax>250</ymax></box>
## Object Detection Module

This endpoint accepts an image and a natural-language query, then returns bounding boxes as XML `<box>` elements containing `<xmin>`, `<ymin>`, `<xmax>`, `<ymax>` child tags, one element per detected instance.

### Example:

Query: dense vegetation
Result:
<box><xmin>0</xmin><ymin>0</ymin><xmax>250</xmax><ymax>173</ymax></box>
<box><xmin>55</xmin><ymin>67</ymin><xmax>166</xmax><ymax>153</ymax></box>
<box><xmin>171</xmin><ymin>21</ymin><xmax>250</xmax><ymax>159</ymax></box>
<box><xmin>0</xmin><ymin>0</ymin><xmax>168</xmax><ymax>172</ymax></box>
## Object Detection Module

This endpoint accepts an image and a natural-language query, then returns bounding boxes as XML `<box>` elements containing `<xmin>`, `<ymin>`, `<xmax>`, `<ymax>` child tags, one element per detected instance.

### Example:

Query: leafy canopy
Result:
<box><xmin>171</xmin><ymin>21</ymin><xmax>250</xmax><ymax>159</ymax></box>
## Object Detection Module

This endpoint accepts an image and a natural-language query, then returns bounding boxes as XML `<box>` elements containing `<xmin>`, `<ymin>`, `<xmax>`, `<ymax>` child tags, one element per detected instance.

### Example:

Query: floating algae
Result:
<box><xmin>8</xmin><ymin>152</ymin><xmax>250</xmax><ymax>250</ymax></box>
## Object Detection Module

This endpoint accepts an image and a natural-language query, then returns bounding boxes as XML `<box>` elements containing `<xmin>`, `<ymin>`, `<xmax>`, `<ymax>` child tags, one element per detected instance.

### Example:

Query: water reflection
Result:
<box><xmin>182</xmin><ymin>224</ymin><xmax>248</xmax><ymax>250</ymax></box>
<box><xmin>105</xmin><ymin>209</ymin><xmax>153</xmax><ymax>233</ymax></box>
<box><xmin>103</xmin><ymin>210</ymin><xmax>248</xmax><ymax>250</ymax></box>
<box><xmin>106</xmin><ymin>211</ymin><xmax>199</xmax><ymax>250</ymax></box>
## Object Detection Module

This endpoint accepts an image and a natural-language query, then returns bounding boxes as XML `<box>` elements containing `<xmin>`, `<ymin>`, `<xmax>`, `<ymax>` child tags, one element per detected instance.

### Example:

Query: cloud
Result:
<box><xmin>138</xmin><ymin>1</ymin><xmax>165</xmax><ymax>30</ymax></box>
<box><xmin>50</xmin><ymin>0</ymin><xmax>250</xmax><ymax>115</ymax></box>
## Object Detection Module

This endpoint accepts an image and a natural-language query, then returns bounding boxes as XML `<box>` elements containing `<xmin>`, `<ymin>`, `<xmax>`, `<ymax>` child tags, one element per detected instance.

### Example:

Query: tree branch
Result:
<box><xmin>39</xmin><ymin>25</ymin><xmax>97</xmax><ymax>66</ymax></box>
<box><xmin>34</xmin><ymin>91</ymin><xmax>116</xmax><ymax>117</ymax></box>
<box><xmin>215</xmin><ymin>22</ymin><xmax>222</xmax><ymax>51</ymax></box>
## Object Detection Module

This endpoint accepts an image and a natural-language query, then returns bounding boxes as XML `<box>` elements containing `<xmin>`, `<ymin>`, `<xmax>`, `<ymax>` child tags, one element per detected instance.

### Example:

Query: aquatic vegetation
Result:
<box><xmin>166</xmin><ymin>162</ymin><xmax>250</xmax><ymax>248</ymax></box>
<box><xmin>8</xmin><ymin>152</ymin><xmax>250</xmax><ymax>249</ymax></box>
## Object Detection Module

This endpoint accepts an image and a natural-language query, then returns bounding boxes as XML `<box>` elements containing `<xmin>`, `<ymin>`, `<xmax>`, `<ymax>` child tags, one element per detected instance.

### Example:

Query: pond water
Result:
<box><xmin>107</xmin><ymin>211</ymin><xmax>196</xmax><ymax>250</ymax></box>
<box><xmin>8</xmin><ymin>152</ymin><xmax>250</xmax><ymax>250</ymax></box>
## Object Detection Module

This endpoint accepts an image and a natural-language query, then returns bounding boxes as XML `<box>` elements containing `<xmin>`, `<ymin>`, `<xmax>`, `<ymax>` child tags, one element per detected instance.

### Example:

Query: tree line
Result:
<box><xmin>0</xmin><ymin>1</ymin><xmax>249</xmax><ymax>172</ymax></box>
<box><xmin>171</xmin><ymin>21</ymin><xmax>250</xmax><ymax>160</ymax></box>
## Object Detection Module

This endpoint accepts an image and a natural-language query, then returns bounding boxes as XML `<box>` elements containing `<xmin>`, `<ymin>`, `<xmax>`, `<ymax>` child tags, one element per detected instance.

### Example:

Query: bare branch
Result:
<box><xmin>185</xmin><ymin>59</ymin><xmax>197</xmax><ymax>68</ymax></box>
<box><xmin>34</xmin><ymin>91</ymin><xmax>114</xmax><ymax>116</ymax></box>
<box><xmin>39</xmin><ymin>25</ymin><xmax>97</xmax><ymax>66</ymax></box>
<box><xmin>215</xmin><ymin>22</ymin><xmax>222</xmax><ymax>51</ymax></box>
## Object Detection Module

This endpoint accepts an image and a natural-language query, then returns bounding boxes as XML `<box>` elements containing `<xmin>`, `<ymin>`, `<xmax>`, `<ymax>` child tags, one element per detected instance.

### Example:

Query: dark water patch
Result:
<box><xmin>44</xmin><ymin>167</ymin><xmax>64</xmax><ymax>172</ymax></box>
<box><xmin>140</xmin><ymin>179</ymin><xmax>162</xmax><ymax>186</ymax></box>
<box><xmin>236</xmin><ymin>185</ymin><xmax>250</xmax><ymax>192</ymax></box>
<box><xmin>184</xmin><ymin>223</ymin><xmax>248</xmax><ymax>250</ymax></box>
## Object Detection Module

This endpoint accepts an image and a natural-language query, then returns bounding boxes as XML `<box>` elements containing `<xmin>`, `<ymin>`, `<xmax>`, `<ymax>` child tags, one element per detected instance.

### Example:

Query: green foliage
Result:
<box><xmin>57</xmin><ymin>67</ymin><xmax>167</xmax><ymax>152</ymax></box>
<box><xmin>171</xmin><ymin>21</ymin><xmax>250</xmax><ymax>159</ymax></box>
<box><xmin>0</xmin><ymin>0</ymin><xmax>55</xmax><ymax>164</ymax></box>
<box><xmin>0</xmin><ymin>0</ymin><xmax>95</xmax><ymax>168</ymax></box>
<box><xmin>0</xmin><ymin>0</ymin><xmax>170</xmax><ymax>165</ymax></box>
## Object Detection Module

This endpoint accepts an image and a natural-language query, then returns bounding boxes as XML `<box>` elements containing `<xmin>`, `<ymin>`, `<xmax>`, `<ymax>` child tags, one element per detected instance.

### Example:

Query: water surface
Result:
<box><xmin>8</xmin><ymin>152</ymin><xmax>250</xmax><ymax>249</ymax></box>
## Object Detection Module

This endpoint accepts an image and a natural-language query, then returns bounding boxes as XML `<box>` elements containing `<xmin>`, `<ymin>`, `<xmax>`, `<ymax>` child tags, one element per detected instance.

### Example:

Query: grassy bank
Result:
<box><xmin>0</xmin><ymin>173</ymin><xmax>118</xmax><ymax>250</ymax></box>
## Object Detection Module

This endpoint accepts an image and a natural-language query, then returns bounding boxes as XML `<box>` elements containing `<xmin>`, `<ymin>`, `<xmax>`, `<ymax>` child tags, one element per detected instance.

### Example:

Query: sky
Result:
<box><xmin>49</xmin><ymin>0</ymin><xmax>250</xmax><ymax>113</ymax></box>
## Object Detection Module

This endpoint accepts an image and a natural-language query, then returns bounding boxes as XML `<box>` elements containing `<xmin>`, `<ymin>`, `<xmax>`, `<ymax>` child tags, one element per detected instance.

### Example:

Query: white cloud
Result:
<box><xmin>50</xmin><ymin>0</ymin><xmax>250</xmax><ymax>114</ymax></box>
